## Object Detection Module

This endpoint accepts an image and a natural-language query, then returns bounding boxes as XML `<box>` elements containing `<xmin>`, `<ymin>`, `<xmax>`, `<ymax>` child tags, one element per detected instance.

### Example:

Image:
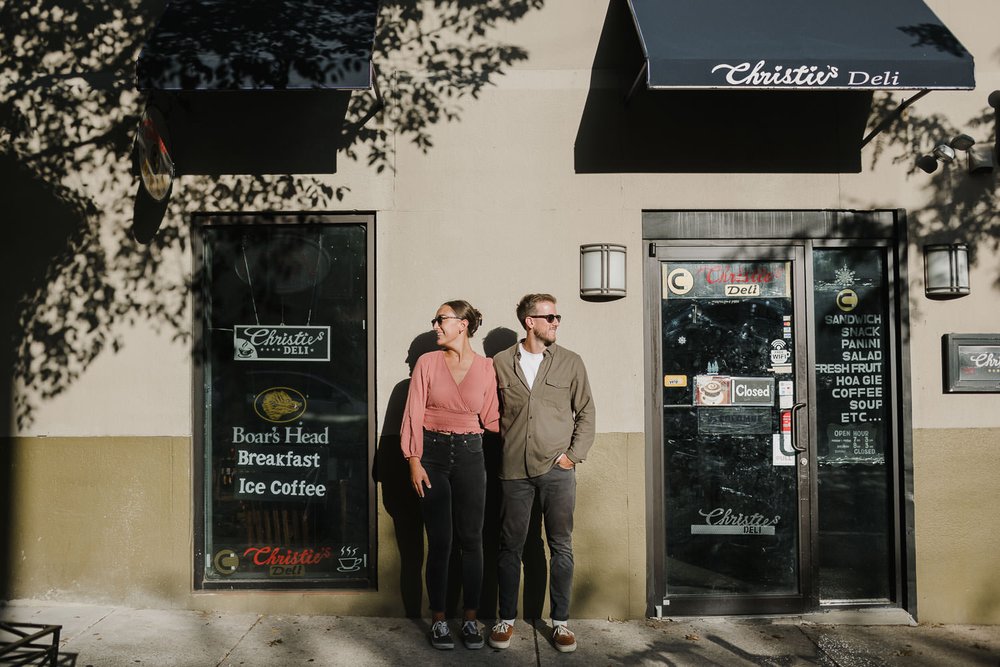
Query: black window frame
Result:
<box><xmin>191</xmin><ymin>212</ymin><xmax>377</xmax><ymax>591</ymax></box>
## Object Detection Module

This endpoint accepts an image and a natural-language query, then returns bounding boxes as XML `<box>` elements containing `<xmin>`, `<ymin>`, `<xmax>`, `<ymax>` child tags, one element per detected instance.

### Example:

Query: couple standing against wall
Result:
<box><xmin>400</xmin><ymin>293</ymin><xmax>596</xmax><ymax>653</ymax></box>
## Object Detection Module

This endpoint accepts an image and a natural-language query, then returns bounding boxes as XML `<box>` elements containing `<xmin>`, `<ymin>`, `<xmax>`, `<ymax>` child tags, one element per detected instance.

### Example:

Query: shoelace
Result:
<box><xmin>553</xmin><ymin>625</ymin><xmax>572</xmax><ymax>638</ymax></box>
<box><xmin>432</xmin><ymin>620</ymin><xmax>450</xmax><ymax>638</ymax></box>
<box><xmin>463</xmin><ymin>620</ymin><xmax>479</xmax><ymax>635</ymax></box>
<box><xmin>493</xmin><ymin>621</ymin><xmax>512</xmax><ymax>635</ymax></box>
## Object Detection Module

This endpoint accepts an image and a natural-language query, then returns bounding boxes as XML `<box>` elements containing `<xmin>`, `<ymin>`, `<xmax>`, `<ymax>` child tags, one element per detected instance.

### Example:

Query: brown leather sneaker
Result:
<box><xmin>552</xmin><ymin>624</ymin><xmax>577</xmax><ymax>653</ymax></box>
<box><xmin>488</xmin><ymin>620</ymin><xmax>514</xmax><ymax>649</ymax></box>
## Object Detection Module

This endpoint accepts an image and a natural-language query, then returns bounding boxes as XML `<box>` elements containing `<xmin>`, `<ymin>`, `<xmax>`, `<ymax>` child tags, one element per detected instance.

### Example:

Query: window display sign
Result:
<box><xmin>813</xmin><ymin>249</ymin><xmax>888</xmax><ymax>465</ymax></box>
<box><xmin>662</xmin><ymin>262</ymin><xmax>790</xmax><ymax>300</ymax></box>
<box><xmin>943</xmin><ymin>334</ymin><xmax>1000</xmax><ymax>393</ymax></box>
<box><xmin>693</xmin><ymin>375</ymin><xmax>774</xmax><ymax>406</ymax></box>
<box><xmin>195</xmin><ymin>216</ymin><xmax>373</xmax><ymax>590</ymax></box>
<box><xmin>234</xmin><ymin>325</ymin><xmax>330</xmax><ymax>361</ymax></box>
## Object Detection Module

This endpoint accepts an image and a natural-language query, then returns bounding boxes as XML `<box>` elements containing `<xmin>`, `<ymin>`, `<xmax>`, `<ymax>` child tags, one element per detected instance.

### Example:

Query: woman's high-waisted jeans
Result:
<box><xmin>419</xmin><ymin>429</ymin><xmax>486</xmax><ymax>613</ymax></box>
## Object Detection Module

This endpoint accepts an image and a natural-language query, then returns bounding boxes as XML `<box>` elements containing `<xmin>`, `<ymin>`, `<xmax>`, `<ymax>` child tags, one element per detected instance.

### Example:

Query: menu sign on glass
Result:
<box><xmin>812</xmin><ymin>249</ymin><xmax>888</xmax><ymax>465</ymax></box>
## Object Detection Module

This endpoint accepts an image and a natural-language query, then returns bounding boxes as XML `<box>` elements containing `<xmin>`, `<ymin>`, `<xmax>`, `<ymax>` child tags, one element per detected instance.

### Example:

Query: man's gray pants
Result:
<box><xmin>497</xmin><ymin>465</ymin><xmax>576</xmax><ymax>622</ymax></box>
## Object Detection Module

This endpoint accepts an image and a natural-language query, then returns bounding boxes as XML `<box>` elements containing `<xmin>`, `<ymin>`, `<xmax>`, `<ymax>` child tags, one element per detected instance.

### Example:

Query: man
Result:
<box><xmin>489</xmin><ymin>293</ymin><xmax>595</xmax><ymax>653</ymax></box>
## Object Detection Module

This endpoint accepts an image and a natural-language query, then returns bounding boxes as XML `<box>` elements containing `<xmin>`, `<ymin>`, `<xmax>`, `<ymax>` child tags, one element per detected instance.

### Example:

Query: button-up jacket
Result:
<box><xmin>494</xmin><ymin>342</ymin><xmax>595</xmax><ymax>480</ymax></box>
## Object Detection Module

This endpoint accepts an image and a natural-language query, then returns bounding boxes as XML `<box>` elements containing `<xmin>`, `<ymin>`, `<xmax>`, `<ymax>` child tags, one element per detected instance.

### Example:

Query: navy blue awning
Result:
<box><xmin>627</xmin><ymin>0</ymin><xmax>975</xmax><ymax>90</ymax></box>
<box><xmin>136</xmin><ymin>0</ymin><xmax>378</xmax><ymax>91</ymax></box>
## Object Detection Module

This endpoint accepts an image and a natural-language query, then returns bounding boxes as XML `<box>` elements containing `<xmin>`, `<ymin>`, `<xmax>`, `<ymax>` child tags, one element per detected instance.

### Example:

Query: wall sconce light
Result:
<box><xmin>580</xmin><ymin>243</ymin><xmax>626</xmax><ymax>299</ymax></box>
<box><xmin>923</xmin><ymin>244</ymin><xmax>970</xmax><ymax>298</ymax></box>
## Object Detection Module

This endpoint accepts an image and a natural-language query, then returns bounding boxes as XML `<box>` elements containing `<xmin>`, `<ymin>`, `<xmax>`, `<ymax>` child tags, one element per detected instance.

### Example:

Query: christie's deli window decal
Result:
<box><xmin>662</xmin><ymin>261</ymin><xmax>790</xmax><ymax>301</ymax></box>
<box><xmin>660</xmin><ymin>259</ymin><xmax>798</xmax><ymax>597</ymax></box>
<box><xmin>199</xmin><ymin>220</ymin><xmax>372</xmax><ymax>589</ymax></box>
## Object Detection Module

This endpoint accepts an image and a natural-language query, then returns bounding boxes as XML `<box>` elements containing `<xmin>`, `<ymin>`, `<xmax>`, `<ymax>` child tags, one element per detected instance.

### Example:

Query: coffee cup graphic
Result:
<box><xmin>696</xmin><ymin>376</ymin><xmax>730</xmax><ymax>405</ymax></box>
<box><xmin>337</xmin><ymin>557</ymin><xmax>363</xmax><ymax>572</ymax></box>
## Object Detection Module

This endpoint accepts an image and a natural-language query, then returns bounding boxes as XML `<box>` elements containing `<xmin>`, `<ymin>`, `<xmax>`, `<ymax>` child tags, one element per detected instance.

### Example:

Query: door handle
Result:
<box><xmin>789</xmin><ymin>402</ymin><xmax>807</xmax><ymax>452</ymax></box>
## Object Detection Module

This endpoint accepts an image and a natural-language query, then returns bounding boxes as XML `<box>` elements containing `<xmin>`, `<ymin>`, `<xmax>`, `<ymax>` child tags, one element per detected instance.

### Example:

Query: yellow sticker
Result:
<box><xmin>664</xmin><ymin>374</ymin><xmax>688</xmax><ymax>388</ymax></box>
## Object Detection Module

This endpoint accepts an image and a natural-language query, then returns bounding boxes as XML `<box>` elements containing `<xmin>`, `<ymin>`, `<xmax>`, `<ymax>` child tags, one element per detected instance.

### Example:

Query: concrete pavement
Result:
<box><xmin>2</xmin><ymin>600</ymin><xmax>999</xmax><ymax>666</ymax></box>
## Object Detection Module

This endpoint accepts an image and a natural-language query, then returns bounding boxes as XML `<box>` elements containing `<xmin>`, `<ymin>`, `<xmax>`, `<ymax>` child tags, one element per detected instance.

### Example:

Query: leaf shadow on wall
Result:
<box><xmin>2</xmin><ymin>0</ymin><xmax>543</xmax><ymax>424</ymax></box>
<box><xmin>867</xmin><ymin>91</ymin><xmax>1000</xmax><ymax>302</ymax></box>
<box><xmin>1</xmin><ymin>0</ymin><xmax>543</xmax><ymax>604</ymax></box>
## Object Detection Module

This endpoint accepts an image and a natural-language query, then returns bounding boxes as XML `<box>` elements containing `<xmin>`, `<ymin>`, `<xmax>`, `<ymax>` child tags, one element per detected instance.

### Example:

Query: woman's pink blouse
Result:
<box><xmin>400</xmin><ymin>351</ymin><xmax>500</xmax><ymax>459</ymax></box>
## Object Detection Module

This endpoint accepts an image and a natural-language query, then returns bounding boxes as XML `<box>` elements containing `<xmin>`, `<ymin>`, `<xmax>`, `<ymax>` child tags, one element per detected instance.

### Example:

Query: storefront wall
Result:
<box><xmin>3</xmin><ymin>0</ymin><xmax>999</xmax><ymax>623</ymax></box>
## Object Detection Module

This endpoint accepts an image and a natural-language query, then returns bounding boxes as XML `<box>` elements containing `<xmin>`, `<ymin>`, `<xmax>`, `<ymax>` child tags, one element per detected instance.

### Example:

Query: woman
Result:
<box><xmin>400</xmin><ymin>300</ymin><xmax>499</xmax><ymax>650</ymax></box>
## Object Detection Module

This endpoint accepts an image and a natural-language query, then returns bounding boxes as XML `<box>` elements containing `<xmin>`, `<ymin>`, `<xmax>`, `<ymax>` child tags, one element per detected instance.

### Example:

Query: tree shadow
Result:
<box><xmin>1</xmin><ymin>0</ymin><xmax>544</xmax><ymax>609</ymax></box>
<box><xmin>867</xmin><ymin>92</ymin><xmax>1000</xmax><ymax>289</ymax></box>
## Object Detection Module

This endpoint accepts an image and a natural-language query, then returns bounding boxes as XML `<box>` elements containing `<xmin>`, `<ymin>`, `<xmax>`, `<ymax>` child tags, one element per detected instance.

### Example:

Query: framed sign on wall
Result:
<box><xmin>942</xmin><ymin>334</ymin><xmax>1000</xmax><ymax>393</ymax></box>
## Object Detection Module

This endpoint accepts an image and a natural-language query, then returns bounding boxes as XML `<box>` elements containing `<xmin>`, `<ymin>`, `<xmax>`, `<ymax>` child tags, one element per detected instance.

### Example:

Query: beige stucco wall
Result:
<box><xmin>4</xmin><ymin>0</ymin><xmax>1000</xmax><ymax>623</ymax></box>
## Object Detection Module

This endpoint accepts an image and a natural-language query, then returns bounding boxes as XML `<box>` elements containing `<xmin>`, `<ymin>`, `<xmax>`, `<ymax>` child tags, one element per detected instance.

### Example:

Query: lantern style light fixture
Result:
<box><xmin>580</xmin><ymin>243</ymin><xmax>626</xmax><ymax>299</ymax></box>
<box><xmin>923</xmin><ymin>243</ymin><xmax>970</xmax><ymax>298</ymax></box>
<box><xmin>135</xmin><ymin>106</ymin><xmax>174</xmax><ymax>202</ymax></box>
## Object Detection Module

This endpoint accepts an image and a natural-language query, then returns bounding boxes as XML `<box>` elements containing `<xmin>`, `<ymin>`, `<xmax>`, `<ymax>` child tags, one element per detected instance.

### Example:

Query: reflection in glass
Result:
<box><xmin>661</xmin><ymin>261</ymin><xmax>798</xmax><ymax>597</ymax></box>
<box><xmin>200</xmin><ymin>223</ymin><xmax>370</xmax><ymax>588</ymax></box>
<box><xmin>813</xmin><ymin>248</ymin><xmax>893</xmax><ymax>602</ymax></box>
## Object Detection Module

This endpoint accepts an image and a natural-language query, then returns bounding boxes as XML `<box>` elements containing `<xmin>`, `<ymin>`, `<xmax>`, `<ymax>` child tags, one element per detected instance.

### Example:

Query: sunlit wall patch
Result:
<box><xmin>254</xmin><ymin>387</ymin><xmax>307</xmax><ymax>423</ymax></box>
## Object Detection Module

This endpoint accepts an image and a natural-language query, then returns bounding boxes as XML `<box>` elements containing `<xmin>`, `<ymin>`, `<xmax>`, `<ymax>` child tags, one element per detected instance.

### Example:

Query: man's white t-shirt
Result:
<box><xmin>518</xmin><ymin>344</ymin><xmax>544</xmax><ymax>389</ymax></box>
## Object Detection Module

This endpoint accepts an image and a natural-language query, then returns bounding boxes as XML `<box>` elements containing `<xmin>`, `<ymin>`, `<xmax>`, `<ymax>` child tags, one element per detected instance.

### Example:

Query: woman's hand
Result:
<box><xmin>409</xmin><ymin>457</ymin><xmax>431</xmax><ymax>497</ymax></box>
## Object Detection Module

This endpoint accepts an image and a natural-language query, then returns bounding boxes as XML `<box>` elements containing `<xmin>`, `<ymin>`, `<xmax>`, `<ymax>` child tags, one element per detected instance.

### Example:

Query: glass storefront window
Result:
<box><xmin>813</xmin><ymin>247</ymin><xmax>893</xmax><ymax>602</ymax></box>
<box><xmin>194</xmin><ymin>214</ymin><xmax>374</xmax><ymax>589</ymax></box>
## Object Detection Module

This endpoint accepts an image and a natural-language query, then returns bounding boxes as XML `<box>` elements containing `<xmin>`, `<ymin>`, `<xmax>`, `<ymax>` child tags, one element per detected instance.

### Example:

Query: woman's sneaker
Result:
<box><xmin>429</xmin><ymin>620</ymin><xmax>454</xmax><ymax>650</ymax></box>
<box><xmin>488</xmin><ymin>620</ymin><xmax>514</xmax><ymax>649</ymax></box>
<box><xmin>461</xmin><ymin>620</ymin><xmax>484</xmax><ymax>649</ymax></box>
<box><xmin>552</xmin><ymin>624</ymin><xmax>577</xmax><ymax>653</ymax></box>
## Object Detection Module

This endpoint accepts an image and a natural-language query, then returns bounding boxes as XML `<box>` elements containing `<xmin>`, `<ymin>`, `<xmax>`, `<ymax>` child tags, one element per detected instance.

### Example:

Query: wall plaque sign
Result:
<box><xmin>943</xmin><ymin>334</ymin><xmax>1000</xmax><ymax>393</ymax></box>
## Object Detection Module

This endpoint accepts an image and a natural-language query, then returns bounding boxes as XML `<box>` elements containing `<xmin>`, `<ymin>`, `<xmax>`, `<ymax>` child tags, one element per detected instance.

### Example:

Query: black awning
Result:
<box><xmin>627</xmin><ymin>0</ymin><xmax>974</xmax><ymax>90</ymax></box>
<box><xmin>136</xmin><ymin>0</ymin><xmax>378</xmax><ymax>91</ymax></box>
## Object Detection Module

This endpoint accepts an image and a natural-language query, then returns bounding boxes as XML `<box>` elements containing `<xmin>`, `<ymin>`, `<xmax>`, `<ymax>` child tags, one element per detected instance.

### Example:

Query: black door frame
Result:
<box><xmin>642</xmin><ymin>210</ymin><xmax>915</xmax><ymax>618</ymax></box>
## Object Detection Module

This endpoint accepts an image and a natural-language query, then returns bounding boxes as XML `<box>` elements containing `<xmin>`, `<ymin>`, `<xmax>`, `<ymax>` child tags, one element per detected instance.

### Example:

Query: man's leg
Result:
<box><xmin>492</xmin><ymin>477</ymin><xmax>535</xmax><ymax>648</ymax></box>
<box><xmin>537</xmin><ymin>466</ymin><xmax>576</xmax><ymax>623</ymax></box>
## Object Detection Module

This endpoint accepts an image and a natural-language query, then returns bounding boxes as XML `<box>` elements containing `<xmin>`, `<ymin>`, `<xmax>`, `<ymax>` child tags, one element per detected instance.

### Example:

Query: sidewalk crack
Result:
<box><xmin>215</xmin><ymin>613</ymin><xmax>263</xmax><ymax>667</ymax></box>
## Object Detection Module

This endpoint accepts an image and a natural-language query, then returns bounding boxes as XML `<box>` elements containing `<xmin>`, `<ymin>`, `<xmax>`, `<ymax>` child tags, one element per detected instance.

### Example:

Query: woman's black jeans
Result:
<box><xmin>419</xmin><ymin>429</ymin><xmax>486</xmax><ymax>614</ymax></box>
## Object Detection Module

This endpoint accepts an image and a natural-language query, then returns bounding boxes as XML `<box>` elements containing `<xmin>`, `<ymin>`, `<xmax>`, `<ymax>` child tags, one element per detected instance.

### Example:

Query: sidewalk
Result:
<box><xmin>2</xmin><ymin>600</ymin><xmax>999</xmax><ymax>666</ymax></box>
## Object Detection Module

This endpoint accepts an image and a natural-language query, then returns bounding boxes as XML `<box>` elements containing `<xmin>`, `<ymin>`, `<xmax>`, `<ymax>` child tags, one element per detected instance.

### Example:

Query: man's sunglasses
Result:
<box><xmin>528</xmin><ymin>313</ymin><xmax>562</xmax><ymax>323</ymax></box>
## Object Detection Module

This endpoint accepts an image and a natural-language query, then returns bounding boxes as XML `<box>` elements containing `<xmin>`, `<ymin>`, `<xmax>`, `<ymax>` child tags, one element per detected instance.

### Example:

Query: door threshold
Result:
<box><xmin>656</xmin><ymin>607</ymin><xmax>916</xmax><ymax>626</ymax></box>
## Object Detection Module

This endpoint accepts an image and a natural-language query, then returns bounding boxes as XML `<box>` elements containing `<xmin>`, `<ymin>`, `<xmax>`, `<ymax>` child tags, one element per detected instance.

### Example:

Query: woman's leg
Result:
<box><xmin>419</xmin><ymin>446</ymin><xmax>453</xmax><ymax>615</ymax></box>
<box><xmin>452</xmin><ymin>435</ymin><xmax>487</xmax><ymax>614</ymax></box>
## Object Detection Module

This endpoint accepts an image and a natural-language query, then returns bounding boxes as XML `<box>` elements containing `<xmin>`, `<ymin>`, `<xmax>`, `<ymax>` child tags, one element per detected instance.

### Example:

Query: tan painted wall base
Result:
<box><xmin>4</xmin><ymin>433</ymin><xmax>647</xmax><ymax>619</ymax></box>
<box><xmin>8</xmin><ymin>428</ymin><xmax>998</xmax><ymax>623</ymax></box>
<box><xmin>913</xmin><ymin>427</ymin><xmax>1000</xmax><ymax>624</ymax></box>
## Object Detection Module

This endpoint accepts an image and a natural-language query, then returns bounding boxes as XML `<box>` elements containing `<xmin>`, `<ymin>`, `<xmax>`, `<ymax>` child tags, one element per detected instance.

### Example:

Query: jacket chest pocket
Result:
<box><xmin>541</xmin><ymin>377</ymin><xmax>571</xmax><ymax>409</ymax></box>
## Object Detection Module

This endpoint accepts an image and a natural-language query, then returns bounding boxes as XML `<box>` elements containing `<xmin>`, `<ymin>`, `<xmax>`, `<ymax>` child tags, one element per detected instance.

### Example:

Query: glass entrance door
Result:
<box><xmin>655</xmin><ymin>246</ymin><xmax>812</xmax><ymax>615</ymax></box>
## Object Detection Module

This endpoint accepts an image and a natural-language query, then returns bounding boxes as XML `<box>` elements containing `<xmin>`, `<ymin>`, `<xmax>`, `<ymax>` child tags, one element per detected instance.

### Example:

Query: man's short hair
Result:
<box><xmin>516</xmin><ymin>293</ymin><xmax>557</xmax><ymax>330</ymax></box>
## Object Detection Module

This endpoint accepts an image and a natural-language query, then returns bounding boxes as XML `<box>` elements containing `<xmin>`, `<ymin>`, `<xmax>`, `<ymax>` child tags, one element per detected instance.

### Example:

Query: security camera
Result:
<box><xmin>932</xmin><ymin>144</ymin><xmax>956</xmax><ymax>163</ymax></box>
<box><xmin>949</xmin><ymin>134</ymin><xmax>975</xmax><ymax>151</ymax></box>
